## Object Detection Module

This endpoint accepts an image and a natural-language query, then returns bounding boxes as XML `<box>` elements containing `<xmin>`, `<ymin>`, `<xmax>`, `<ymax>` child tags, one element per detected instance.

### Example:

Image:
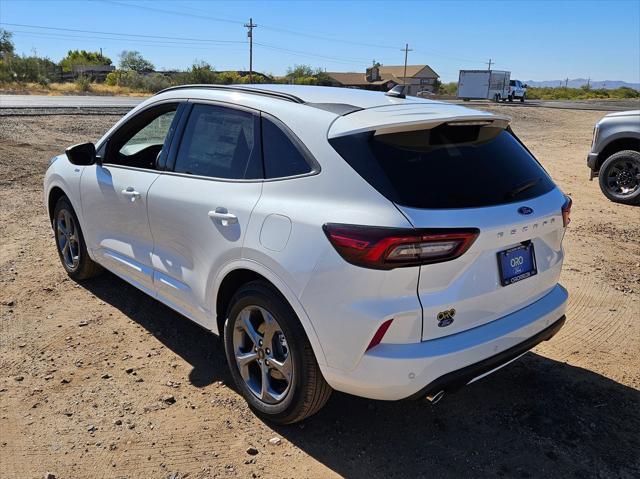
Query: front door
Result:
<box><xmin>80</xmin><ymin>102</ymin><xmax>181</xmax><ymax>295</ymax></box>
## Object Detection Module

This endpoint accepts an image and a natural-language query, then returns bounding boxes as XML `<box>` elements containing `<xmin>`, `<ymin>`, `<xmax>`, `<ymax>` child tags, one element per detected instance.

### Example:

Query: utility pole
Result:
<box><xmin>401</xmin><ymin>43</ymin><xmax>412</xmax><ymax>86</ymax></box>
<box><xmin>586</xmin><ymin>77</ymin><xmax>591</xmax><ymax>89</ymax></box>
<box><xmin>486</xmin><ymin>58</ymin><xmax>493</xmax><ymax>70</ymax></box>
<box><xmin>565</xmin><ymin>77</ymin><xmax>569</xmax><ymax>88</ymax></box>
<box><xmin>244</xmin><ymin>18</ymin><xmax>257</xmax><ymax>84</ymax></box>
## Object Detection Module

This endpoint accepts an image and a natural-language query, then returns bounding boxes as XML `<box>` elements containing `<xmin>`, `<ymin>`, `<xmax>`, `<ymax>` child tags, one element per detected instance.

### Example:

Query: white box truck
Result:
<box><xmin>458</xmin><ymin>70</ymin><xmax>511</xmax><ymax>102</ymax></box>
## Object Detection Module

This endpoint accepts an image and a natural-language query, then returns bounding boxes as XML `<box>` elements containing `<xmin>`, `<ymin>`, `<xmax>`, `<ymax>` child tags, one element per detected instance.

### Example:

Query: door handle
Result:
<box><xmin>121</xmin><ymin>186</ymin><xmax>141</xmax><ymax>202</ymax></box>
<box><xmin>208</xmin><ymin>207</ymin><xmax>238</xmax><ymax>226</ymax></box>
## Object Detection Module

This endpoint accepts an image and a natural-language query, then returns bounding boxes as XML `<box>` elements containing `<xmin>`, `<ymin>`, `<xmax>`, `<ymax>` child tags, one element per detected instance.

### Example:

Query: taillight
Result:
<box><xmin>322</xmin><ymin>224</ymin><xmax>479</xmax><ymax>270</ymax></box>
<box><xmin>562</xmin><ymin>195</ymin><xmax>572</xmax><ymax>227</ymax></box>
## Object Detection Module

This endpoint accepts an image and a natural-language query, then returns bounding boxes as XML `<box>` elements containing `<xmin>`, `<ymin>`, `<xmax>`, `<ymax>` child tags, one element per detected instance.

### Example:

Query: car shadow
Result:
<box><xmin>82</xmin><ymin>272</ymin><xmax>640</xmax><ymax>478</ymax></box>
<box><xmin>82</xmin><ymin>271</ymin><xmax>230</xmax><ymax>388</ymax></box>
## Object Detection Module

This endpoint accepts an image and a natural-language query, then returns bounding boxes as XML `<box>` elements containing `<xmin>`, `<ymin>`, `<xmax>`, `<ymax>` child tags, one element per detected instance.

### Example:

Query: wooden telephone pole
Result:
<box><xmin>401</xmin><ymin>43</ymin><xmax>412</xmax><ymax>87</ymax></box>
<box><xmin>244</xmin><ymin>18</ymin><xmax>257</xmax><ymax>83</ymax></box>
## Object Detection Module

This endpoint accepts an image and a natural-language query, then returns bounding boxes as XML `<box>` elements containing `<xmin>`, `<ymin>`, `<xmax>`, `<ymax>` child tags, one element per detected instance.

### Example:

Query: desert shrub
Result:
<box><xmin>141</xmin><ymin>73</ymin><xmax>171</xmax><ymax>92</ymax></box>
<box><xmin>75</xmin><ymin>75</ymin><xmax>91</xmax><ymax>92</ymax></box>
<box><xmin>36</xmin><ymin>75</ymin><xmax>50</xmax><ymax>87</ymax></box>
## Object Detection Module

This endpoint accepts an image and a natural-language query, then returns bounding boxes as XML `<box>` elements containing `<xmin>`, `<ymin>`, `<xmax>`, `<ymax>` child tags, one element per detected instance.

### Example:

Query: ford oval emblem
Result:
<box><xmin>518</xmin><ymin>206</ymin><xmax>534</xmax><ymax>215</ymax></box>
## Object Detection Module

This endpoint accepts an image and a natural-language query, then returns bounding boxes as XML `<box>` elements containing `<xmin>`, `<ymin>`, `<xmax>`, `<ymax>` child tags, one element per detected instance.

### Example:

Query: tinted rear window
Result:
<box><xmin>262</xmin><ymin>116</ymin><xmax>312</xmax><ymax>178</ymax></box>
<box><xmin>329</xmin><ymin>128</ymin><xmax>555</xmax><ymax>209</ymax></box>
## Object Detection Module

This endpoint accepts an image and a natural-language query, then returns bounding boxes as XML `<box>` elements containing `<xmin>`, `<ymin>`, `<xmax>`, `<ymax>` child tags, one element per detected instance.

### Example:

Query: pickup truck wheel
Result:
<box><xmin>598</xmin><ymin>150</ymin><xmax>640</xmax><ymax>205</ymax></box>
<box><xmin>520</xmin><ymin>94</ymin><xmax>526</xmax><ymax>102</ymax></box>
<box><xmin>508</xmin><ymin>94</ymin><xmax>514</xmax><ymax>102</ymax></box>
<box><xmin>53</xmin><ymin>196</ymin><xmax>103</xmax><ymax>280</ymax></box>
<box><xmin>224</xmin><ymin>280</ymin><xmax>332</xmax><ymax>424</ymax></box>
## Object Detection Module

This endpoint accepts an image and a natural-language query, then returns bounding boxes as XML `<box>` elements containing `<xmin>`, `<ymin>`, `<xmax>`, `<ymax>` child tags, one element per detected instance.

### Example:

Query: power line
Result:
<box><xmin>98</xmin><ymin>0</ymin><xmax>487</xmax><ymax>64</ymax></box>
<box><xmin>0</xmin><ymin>22</ymin><xmax>246</xmax><ymax>44</ymax></box>
<box><xmin>8</xmin><ymin>30</ymin><xmax>248</xmax><ymax>51</ymax></box>
<box><xmin>254</xmin><ymin>42</ymin><xmax>374</xmax><ymax>66</ymax></box>
<box><xmin>100</xmin><ymin>0</ymin><xmax>244</xmax><ymax>25</ymax></box>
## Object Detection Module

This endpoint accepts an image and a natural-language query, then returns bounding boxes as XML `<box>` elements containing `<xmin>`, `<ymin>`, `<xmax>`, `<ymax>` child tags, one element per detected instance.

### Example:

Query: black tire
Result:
<box><xmin>223</xmin><ymin>280</ymin><xmax>332</xmax><ymax>424</ymax></box>
<box><xmin>598</xmin><ymin>150</ymin><xmax>640</xmax><ymax>205</ymax></box>
<box><xmin>508</xmin><ymin>94</ymin><xmax>514</xmax><ymax>102</ymax></box>
<box><xmin>52</xmin><ymin>196</ymin><xmax>103</xmax><ymax>280</ymax></box>
<box><xmin>520</xmin><ymin>93</ymin><xmax>526</xmax><ymax>102</ymax></box>
<box><xmin>493</xmin><ymin>93</ymin><xmax>500</xmax><ymax>103</ymax></box>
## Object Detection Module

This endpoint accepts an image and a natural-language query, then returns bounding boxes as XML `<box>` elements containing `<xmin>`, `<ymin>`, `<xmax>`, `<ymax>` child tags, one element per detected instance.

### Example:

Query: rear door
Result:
<box><xmin>147</xmin><ymin>102</ymin><xmax>263</xmax><ymax>326</ymax></box>
<box><xmin>328</xmin><ymin>113</ymin><xmax>568</xmax><ymax>340</ymax></box>
<box><xmin>458</xmin><ymin>71</ymin><xmax>490</xmax><ymax>99</ymax></box>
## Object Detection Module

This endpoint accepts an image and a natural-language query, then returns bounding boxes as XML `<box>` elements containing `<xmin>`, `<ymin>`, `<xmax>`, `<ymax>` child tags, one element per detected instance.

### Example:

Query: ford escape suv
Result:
<box><xmin>44</xmin><ymin>85</ymin><xmax>570</xmax><ymax>424</ymax></box>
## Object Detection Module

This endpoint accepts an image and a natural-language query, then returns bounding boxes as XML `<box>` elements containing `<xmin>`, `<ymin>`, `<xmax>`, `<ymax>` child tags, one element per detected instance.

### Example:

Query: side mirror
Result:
<box><xmin>65</xmin><ymin>142</ymin><xmax>96</xmax><ymax>166</ymax></box>
<box><xmin>524</xmin><ymin>84</ymin><xmax>529</xmax><ymax>88</ymax></box>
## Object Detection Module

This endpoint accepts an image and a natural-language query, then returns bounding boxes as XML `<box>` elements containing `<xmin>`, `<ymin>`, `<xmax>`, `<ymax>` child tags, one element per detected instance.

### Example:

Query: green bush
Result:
<box><xmin>75</xmin><ymin>75</ymin><xmax>91</xmax><ymax>92</ymax></box>
<box><xmin>525</xmin><ymin>86</ymin><xmax>639</xmax><ymax>100</ymax></box>
<box><xmin>105</xmin><ymin>69</ymin><xmax>171</xmax><ymax>92</ymax></box>
<box><xmin>0</xmin><ymin>55</ymin><xmax>58</xmax><ymax>83</ymax></box>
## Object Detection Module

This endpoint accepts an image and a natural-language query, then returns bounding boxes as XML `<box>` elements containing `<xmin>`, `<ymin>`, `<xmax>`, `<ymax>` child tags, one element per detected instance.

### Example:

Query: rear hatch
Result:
<box><xmin>329</xmin><ymin>103</ymin><xmax>568</xmax><ymax>340</ymax></box>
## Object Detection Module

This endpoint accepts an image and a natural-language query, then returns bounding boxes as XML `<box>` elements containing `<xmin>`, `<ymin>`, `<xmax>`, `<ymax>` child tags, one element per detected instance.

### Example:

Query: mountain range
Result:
<box><xmin>524</xmin><ymin>78</ymin><xmax>640</xmax><ymax>91</ymax></box>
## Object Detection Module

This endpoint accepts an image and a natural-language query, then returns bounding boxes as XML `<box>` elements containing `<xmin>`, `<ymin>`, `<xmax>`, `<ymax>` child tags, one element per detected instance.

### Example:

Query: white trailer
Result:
<box><xmin>458</xmin><ymin>70</ymin><xmax>511</xmax><ymax>102</ymax></box>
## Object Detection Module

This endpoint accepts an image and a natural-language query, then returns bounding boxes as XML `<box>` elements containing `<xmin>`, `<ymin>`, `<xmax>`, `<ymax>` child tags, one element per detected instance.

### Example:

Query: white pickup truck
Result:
<box><xmin>508</xmin><ymin>80</ymin><xmax>528</xmax><ymax>102</ymax></box>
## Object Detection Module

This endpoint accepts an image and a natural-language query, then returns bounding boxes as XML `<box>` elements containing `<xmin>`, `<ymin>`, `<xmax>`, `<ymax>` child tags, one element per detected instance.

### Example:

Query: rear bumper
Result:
<box><xmin>408</xmin><ymin>314</ymin><xmax>565</xmax><ymax>399</ymax></box>
<box><xmin>321</xmin><ymin>284</ymin><xmax>568</xmax><ymax>400</ymax></box>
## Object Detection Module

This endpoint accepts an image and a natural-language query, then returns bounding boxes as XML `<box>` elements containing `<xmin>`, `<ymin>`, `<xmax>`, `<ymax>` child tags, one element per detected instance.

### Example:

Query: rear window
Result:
<box><xmin>329</xmin><ymin>127</ymin><xmax>555</xmax><ymax>209</ymax></box>
<box><xmin>262</xmin><ymin>116</ymin><xmax>312</xmax><ymax>178</ymax></box>
<box><xmin>509</xmin><ymin>80</ymin><xmax>516</xmax><ymax>86</ymax></box>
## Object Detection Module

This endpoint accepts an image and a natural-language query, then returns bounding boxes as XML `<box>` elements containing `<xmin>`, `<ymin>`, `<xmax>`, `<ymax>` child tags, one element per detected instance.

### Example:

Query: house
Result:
<box><xmin>326</xmin><ymin>64</ymin><xmax>439</xmax><ymax>95</ymax></box>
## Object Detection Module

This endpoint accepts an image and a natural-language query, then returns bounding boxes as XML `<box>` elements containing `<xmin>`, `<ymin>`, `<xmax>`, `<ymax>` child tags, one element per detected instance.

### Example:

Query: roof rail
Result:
<box><xmin>157</xmin><ymin>84</ymin><xmax>305</xmax><ymax>104</ymax></box>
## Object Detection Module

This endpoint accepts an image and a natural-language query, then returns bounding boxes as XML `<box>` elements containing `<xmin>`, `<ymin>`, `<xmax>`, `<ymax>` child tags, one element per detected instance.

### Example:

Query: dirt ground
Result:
<box><xmin>0</xmin><ymin>104</ymin><xmax>638</xmax><ymax>479</ymax></box>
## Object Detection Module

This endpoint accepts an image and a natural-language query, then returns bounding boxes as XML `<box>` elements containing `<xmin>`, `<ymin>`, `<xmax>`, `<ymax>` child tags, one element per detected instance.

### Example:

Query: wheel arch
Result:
<box><xmin>213</xmin><ymin>262</ymin><xmax>327</xmax><ymax>367</ymax></box>
<box><xmin>596</xmin><ymin>137</ymin><xmax>640</xmax><ymax>171</ymax></box>
<box><xmin>47</xmin><ymin>186</ymin><xmax>67</xmax><ymax>225</ymax></box>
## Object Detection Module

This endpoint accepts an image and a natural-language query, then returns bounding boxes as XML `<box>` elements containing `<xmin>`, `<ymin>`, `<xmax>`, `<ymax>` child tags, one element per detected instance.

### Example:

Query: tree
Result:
<box><xmin>183</xmin><ymin>61</ymin><xmax>218</xmax><ymax>84</ymax></box>
<box><xmin>285</xmin><ymin>64</ymin><xmax>330</xmax><ymax>85</ymax></box>
<box><xmin>59</xmin><ymin>50</ymin><xmax>112</xmax><ymax>72</ymax></box>
<box><xmin>0</xmin><ymin>29</ymin><xmax>15</xmax><ymax>59</ymax></box>
<box><xmin>119</xmin><ymin>50</ymin><xmax>154</xmax><ymax>72</ymax></box>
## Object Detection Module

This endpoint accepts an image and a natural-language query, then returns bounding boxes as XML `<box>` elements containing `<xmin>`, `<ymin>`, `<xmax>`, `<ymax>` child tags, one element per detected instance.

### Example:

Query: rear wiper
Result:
<box><xmin>506</xmin><ymin>177</ymin><xmax>541</xmax><ymax>199</ymax></box>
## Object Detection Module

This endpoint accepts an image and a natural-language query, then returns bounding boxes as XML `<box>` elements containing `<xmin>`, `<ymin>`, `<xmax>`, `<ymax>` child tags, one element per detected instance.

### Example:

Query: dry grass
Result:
<box><xmin>0</xmin><ymin>81</ymin><xmax>148</xmax><ymax>96</ymax></box>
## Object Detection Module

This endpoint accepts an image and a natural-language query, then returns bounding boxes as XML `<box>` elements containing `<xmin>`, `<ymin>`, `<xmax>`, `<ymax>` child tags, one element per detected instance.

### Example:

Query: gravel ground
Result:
<box><xmin>0</xmin><ymin>106</ymin><xmax>639</xmax><ymax>479</ymax></box>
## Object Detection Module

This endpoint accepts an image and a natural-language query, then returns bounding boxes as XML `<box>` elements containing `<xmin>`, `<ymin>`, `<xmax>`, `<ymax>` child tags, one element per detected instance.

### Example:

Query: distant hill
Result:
<box><xmin>524</xmin><ymin>78</ymin><xmax>640</xmax><ymax>91</ymax></box>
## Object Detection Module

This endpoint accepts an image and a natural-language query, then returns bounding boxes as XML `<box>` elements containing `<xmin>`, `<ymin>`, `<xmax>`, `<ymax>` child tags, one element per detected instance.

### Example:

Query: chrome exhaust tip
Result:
<box><xmin>426</xmin><ymin>390</ymin><xmax>445</xmax><ymax>404</ymax></box>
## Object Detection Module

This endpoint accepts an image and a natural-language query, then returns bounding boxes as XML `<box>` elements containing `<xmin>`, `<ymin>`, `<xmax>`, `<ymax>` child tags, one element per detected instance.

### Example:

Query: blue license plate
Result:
<box><xmin>497</xmin><ymin>242</ymin><xmax>537</xmax><ymax>286</ymax></box>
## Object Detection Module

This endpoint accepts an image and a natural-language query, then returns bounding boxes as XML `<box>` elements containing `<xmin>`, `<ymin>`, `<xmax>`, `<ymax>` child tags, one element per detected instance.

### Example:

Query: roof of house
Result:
<box><xmin>378</xmin><ymin>65</ymin><xmax>439</xmax><ymax>79</ymax></box>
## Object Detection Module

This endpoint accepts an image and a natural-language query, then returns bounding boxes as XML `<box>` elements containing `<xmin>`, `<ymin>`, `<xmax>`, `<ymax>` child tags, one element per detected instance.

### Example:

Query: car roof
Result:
<box><xmin>158</xmin><ymin>83</ymin><xmax>446</xmax><ymax>110</ymax></box>
<box><xmin>148</xmin><ymin>84</ymin><xmax>510</xmax><ymax>138</ymax></box>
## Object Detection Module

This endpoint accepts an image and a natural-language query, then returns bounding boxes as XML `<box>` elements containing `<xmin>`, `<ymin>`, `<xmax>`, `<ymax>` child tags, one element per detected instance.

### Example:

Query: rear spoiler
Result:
<box><xmin>327</xmin><ymin>105</ymin><xmax>511</xmax><ymax>139</ymax></box>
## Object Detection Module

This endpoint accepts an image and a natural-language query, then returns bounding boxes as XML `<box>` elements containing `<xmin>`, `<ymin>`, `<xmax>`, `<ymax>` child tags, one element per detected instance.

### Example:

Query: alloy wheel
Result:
<box><xmin>232</xmin><ymin>306</ymin><xmax>293</xmax><ymax>404</ymax></box>
<box><xmin>56</xmin><ymin>208</ymin><xmax>80</xmax><ymax>270</ymax></box>
<box><xmin>606</xmin><ymin>159</ymin><xmax>640</xmax><ymax>197</ymax></box>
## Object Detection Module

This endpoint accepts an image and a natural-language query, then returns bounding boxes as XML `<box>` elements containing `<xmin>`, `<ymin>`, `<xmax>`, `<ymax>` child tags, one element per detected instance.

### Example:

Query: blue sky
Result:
<box><xmin>1</xmin><ymin>0</ymin><xmax>639</xmax><ymax>83</ymax></box>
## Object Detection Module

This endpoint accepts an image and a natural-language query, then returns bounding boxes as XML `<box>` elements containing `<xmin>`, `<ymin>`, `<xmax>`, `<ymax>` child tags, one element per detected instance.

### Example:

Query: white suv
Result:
<box><xmin>44</xmin><ymin>85</ymin><xmax>570</xmax><ymax>423</ymax></box>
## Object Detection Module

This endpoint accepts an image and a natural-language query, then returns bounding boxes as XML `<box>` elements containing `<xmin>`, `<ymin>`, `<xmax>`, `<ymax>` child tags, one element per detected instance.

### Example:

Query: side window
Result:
<box><xmin>119</xmin><ymin>111</ymin><xmax>176</xmax><ymax>156</ymax></box>
<box><xmin>106</xmin><ymin>103</ymin><xmax>179</xmax><ymax>170</ymax></box>
<box><xmin>262</xmin><ymin>116</ymin><xmax>312</xmax><ymax>179</ymax></box>
<box><xmin>174</xmin><ymin>104</ymin><xmax>261</xmax><ymax>179</ymax></box>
